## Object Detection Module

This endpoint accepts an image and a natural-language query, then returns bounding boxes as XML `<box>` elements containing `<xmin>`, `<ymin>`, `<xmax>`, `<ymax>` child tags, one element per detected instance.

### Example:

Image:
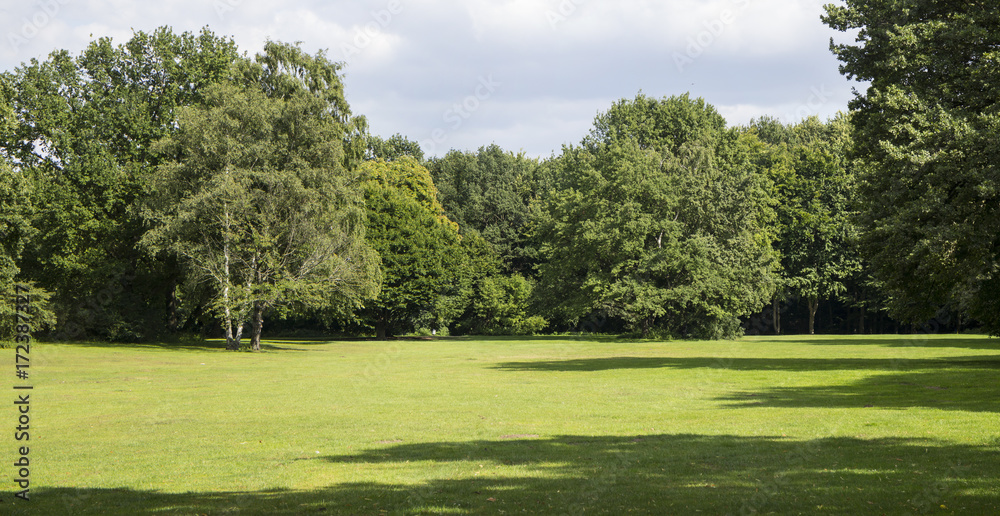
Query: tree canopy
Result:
<box><xmin>749</xmin><ymin>116</ymin><xmax>861</xmax><ymax>334</ymax></box>
<box><xmin>824</xmin><ymin>1</ymin><xmax>1000</xmax><ymax>334</ymax></box>
<box><xmin>1</xmin><ymin>27</ymin><xmax>241</xmax><ymax>340</ymax></box>
<box><xmin>534</xmin><ymin>94</ymin><xmax>778</xmax><ymax>338</ymax></box>
<box><xmin>143</xmin><ymin>43</ymin><xmax>380</xmax><ymax>351</ymax></box>
<box><xmin>354</xmin><ymin>157</ymin><xmax>465</xmax><ymax>338</ymax></box>
<box><xmin>2</xmin><ymin>20</ymin><xmax>994</xmax><ymax>345</ymax></box>
<box><xmin>428</xmin><ymin>144</ymin><xmax>544</xmax><ymax>274</ymax></box>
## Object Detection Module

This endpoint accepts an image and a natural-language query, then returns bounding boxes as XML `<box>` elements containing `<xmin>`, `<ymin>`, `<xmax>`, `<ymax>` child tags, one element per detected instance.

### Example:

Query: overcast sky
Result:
<box><xmin>2</xmin><ymin>0</ymin><xmax>860</xmax><ymax>158</ymax></box>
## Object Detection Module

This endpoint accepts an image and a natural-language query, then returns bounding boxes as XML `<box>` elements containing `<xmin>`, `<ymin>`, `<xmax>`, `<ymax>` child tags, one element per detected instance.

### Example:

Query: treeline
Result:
<box><xmin>1</xmin><ymin>20</ymin><xmax>996</xmax><ymax>344</ymax></box>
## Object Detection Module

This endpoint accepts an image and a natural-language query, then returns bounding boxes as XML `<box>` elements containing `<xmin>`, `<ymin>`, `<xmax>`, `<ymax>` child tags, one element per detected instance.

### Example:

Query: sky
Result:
<box><xmin>1</xmin><ymin>0</ymin><xmax>861</xmax><ymax>158</ymax></box>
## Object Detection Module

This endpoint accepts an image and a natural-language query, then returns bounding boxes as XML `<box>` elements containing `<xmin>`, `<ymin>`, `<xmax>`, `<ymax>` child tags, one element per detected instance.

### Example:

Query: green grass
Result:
<box><xmin>4</xmin><ymin>334</ymin><xmax>999</xmax><ymax>514</ymax></box>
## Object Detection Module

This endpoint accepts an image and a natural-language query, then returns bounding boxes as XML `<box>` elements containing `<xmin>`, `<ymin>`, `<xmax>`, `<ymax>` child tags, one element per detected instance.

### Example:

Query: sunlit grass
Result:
<box><xmin>4</xmin><ymin>334</ymin><xmax>998</xmax><ymax>514</ymax></box>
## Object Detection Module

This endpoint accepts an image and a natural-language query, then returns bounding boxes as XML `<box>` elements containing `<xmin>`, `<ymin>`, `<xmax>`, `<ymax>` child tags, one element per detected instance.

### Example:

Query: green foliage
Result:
<box><xmin>237</xmin><ymin>40</ymin><xmax>369</xmax><ymax>171</ymax></box>
<box><xmin>0</xmin><ymin>139</ymin><xmax>32</xmax><ymax>286</ymax></box>
<box><xmin>6</xmin><ymin>18</ymin><xmax>993</xmax><ymax>340</ymax></box>
<box><xmin>471</xmin><ymin>274</ymin><xmax>547</xmax><ymax>335</ymax></box>
<box><xmin>748</xmin><ymin>115</ymin><xmax>861</xmax><ymax>334</ymax></box>
<box><xmin>1</xmin><ymin>27</ymin><xmax>241</xmax><ymax>340</ymax></box>
<box><xmin>428</xmin><ymin>144</ymin><xmax>544</xmax><ymax>274</ymax></box>
<box><xmin>0</xmin><ymin>281</ymin><xmax>56</xmax><ymax>342</ymax></box>
<box><xmin>366</xmin><ymin>133</ymin><xmax>425</xmax><ymax>162</ymax></box>
<box><xmin>584</xmin><ymin>92</ymin><xmax>728</xmax><ymax>156</ymax></box>
<box><xmin>356</xmin><ymin>158</ymin><xmax>465</xmax><ymax>338</ymax></box>
<box><xmin>144</xmin><ymin>44</ymin><xmax>380</xmax><ymax>351</ymax></box>
<box><xmin>0</xmin><ymin>153</ymin><xmax>52</xmax><ymax>342</ymax></box>
<box><xmin>535</xmin><ymin>94</ymin><xmax>778</xmax><ymax>338</ymax></box>
<box><xmin>823</xmin><ymin>1</ymin><xmax>1000</xmax><ymax>334</ymax></box>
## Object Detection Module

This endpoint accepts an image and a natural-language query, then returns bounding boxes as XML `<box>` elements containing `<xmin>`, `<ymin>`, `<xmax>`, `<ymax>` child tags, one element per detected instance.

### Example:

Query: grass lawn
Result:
<box><xmin>3</xmin><ymin>334</ymin><xmax>999</xmax><ymax>515</ymax></box>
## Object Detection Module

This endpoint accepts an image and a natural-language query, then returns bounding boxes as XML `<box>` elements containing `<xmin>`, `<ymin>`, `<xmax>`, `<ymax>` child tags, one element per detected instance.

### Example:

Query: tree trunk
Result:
<box><xmin>858</xmin><ymin>306</ymin><xmax>865</xmax><ymax>334</ymax></box>
<box><xmin>223</xmin><ymin>203</ymin><xmax>239</xmax><ymax>351</ymax></box>
<box><xmin>167</xmin><ymin>281</ymin><xmax>180</xmax><ymax>333</ymax></box>
<box><xmin>376</xmin><ymin>320</ymin><xmax>387</xmax><ymax>340</ymax></box>
<box><xmin>807</xmin><ymin>297</ymin><xmax>819</xmax><ymax>335</ymax></box>
<box><xmin>640</xmin><ymin>316</ymin><xmax>652</xmax><ymax>338</ymax></box>
<box><xmin>772</xmin><ymin>297</ymin><xmax>781</xmax><ymax>335</ymax></box>
<box><xmin>223</xmin><ymin>319</ymin><xmax>237</xmax><ymax>350</ymax></box>
<box><xmin>250</xmin><ymin>300</ymin><xmax>264</xmax><ymax>351</ymax></box>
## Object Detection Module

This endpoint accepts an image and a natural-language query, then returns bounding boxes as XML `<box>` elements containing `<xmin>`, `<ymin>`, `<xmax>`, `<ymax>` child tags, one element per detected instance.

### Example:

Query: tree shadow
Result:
<box><xmin>36</xmin><ymin>339</ymin><xmax>323</xmax><ymax>353</ymax></box>
<box><xmin>719</xmin><ymin>367</ymin><xmax>1000</xmax><ymax>412</ymax></box>
<box><xmin>25</xmin><ymin>434</ymin><xmax>1000</xmax><ymax>515</ymax></box>
<box><xmin>491</xmin><ymin>355</ymin><xmax>1000</xmax><ymax>373</ymax></box>
<box><xmin>780</xmin><ymin>336</ymin><xmax>999</xmax><ymax>350</ymax></box>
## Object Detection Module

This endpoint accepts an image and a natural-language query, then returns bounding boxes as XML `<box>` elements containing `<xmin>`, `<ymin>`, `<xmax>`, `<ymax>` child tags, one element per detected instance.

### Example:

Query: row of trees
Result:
<box><xmin>2</xmin><ymin>11</ymin><xmax>997</xmax><ymax>344</ymax></box>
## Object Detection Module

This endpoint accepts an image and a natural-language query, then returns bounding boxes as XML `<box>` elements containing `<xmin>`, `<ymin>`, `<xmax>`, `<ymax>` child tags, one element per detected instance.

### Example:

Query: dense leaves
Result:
<box><xmin>1</xmin><ymin>27</ymin><xmax>240</xmax><ymax>340</ymax></box>
<box><xmin>144</xmin><ymin>44</ymin><xmax>380</xmax><ymax>351</ymax></box>
<box><xmin>824</xmin><ymin>1</ymin><xmax>1000</xmax><ymax>334</ymax></box>
<box><xmin>750</xmin><ymin>116</ymin><xmax>861</xmax><ymax>334</ymax></box>
<box><xmin>535</xmin><ymin>95</ymin><xmax>778</xmax><ymax>338</ymax></box>
<box><xmin>355</xmin><ymin>157</ymin><xmax>465</xmax><ymax>338</ymax></box>
<box><xmin>428</xmin><ymin>144</ymin><xmax>544</xmax><ymax>274</ymax></box>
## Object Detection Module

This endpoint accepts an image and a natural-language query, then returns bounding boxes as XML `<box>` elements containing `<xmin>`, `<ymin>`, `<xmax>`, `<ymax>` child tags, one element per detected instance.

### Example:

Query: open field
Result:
<box><xmin>3</xmin><ymin>334</ymin><xmax>999</xmax><ymax>515</ymax></box>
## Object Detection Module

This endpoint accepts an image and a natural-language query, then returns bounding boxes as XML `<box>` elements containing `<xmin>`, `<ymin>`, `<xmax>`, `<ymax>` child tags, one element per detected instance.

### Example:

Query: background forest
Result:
<box><xmin>2</xmin><ymin>5</ymin><xmax>998</xmax><ymax>346</ymax></box>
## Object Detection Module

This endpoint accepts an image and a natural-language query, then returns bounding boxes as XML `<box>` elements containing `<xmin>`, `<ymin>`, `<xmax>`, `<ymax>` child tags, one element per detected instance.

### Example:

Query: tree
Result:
<box><xmin>144</xmin><ymin>44</ymin><xmax>380</xmax><ymax>351</ymax></box>
<box><xmin>535</xmin><ymin>94</ymin><xmax>778</xmax><ymax>338</ymax></box>
<box><xmin>1</xmin><ymin>27</ymin><xmax>241</xmax><ymax>340</ymax></box>
<box><xmin>0</xmin><ymin>91</ymin><xmax>27</xmax><ymax>285</ymax></box>
<box><xmin>749</xmin><ymin>116</ymin><xmax>861</xmax><ymax>334</ymax></box>
<box><xmin>0</xmin><ymin>93</ymin><xmax>57</xmax><ymax>341</ymax></box>
<box><xmin>823</xmin><ymin>2</ymin><xmax>1000</xmax><ymax>334</ymax></box>
<box><xmin>355</xmin><ymin>157</ymin><xmax>466</xmax><ymax>339</ymax></box>
<box><xmin>366</xmin><ymin>133</ymin><xmax>425</xmax><ymax>162</ymax></box>
<box><xmin>428</xmin><ymin>144</ymin><xmax>543</xmax><ymax>274</ymax></box>
<box><xmin>470</xmin><ymin>274</ymin><xmax>547</xmax><ymax>335</ymax></box>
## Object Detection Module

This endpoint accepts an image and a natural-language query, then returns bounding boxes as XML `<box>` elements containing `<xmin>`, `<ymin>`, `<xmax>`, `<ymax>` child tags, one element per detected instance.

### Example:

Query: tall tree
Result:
<box><xmin>824</xmin><ymin>2</ymin><xmax>1000</xmax><ymax>334</ymax></box>
<box><xmin>144</xmin><ymin>44</ymin><xmax>380</xmax><ymax>351</ymax></box>
<box><xmin>535</xmin><ymin>94</ymin><xmax>778</xmax><ymax>338</ymax></box>
<box><xmin>0</xmin><ymin>89</ymin><xmax>26</xmax><ymax>286</ymax></box>
<box><xmin>1</xmin><ymin>27</ymin><xmax>240</xmax><ymax>340</ymax></box>
<box><xmin>355</xmin><ymin>157</ymin><xmax>465</xmax><ymax>339</ymax></box>
<box><xmin>749</xmin><ymin>116</ymin><xmax>861</xmax><ymax>335</ymax></box>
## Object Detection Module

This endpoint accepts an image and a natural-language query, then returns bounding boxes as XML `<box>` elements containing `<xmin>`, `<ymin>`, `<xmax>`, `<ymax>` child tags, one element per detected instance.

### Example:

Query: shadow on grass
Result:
<box><xmin>39</xmin><ymin>339</ymin><xmax>329</xmax><ymax>353</ymax></box>
<box><xmin>720</xmin><ymin>367</ymin><xmax>1000</xmax><ymax>412</ymax></box>
<box><xmin>492</xmin><ymin>356</ymin><xmax>1000</xmax><ymax>373</ymax></box>
<box><xmin>26</xmin><ymin>434</ymin><xmax>1000</xmax><ymax>515</ymax></box>
<box><xmin>778</xmin><ymin>337</ymin><xmax>999</xmax><ymax>351</ymax></box>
